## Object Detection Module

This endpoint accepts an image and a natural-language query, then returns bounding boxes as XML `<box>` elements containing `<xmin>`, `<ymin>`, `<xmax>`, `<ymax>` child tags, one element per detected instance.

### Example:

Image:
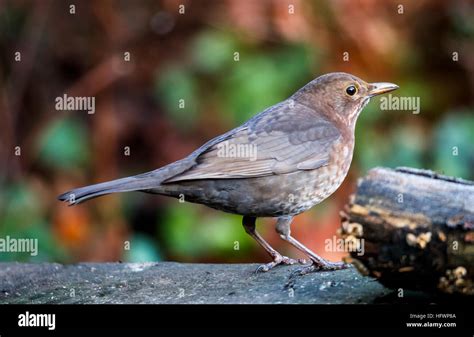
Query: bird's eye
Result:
<box><xmin>346</xmin><ymin>85</ymin><xmax>357</xmax><ymax>96</ymax></box>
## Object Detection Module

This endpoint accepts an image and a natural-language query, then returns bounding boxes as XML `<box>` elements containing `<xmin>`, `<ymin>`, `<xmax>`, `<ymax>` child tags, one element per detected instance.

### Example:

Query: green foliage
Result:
<box><xmin>356</xmin><ymin>124</ymin><xmax>426</xmax><ymax>173</ymax></box>
<box><xmin>356</xmin><ymin>110</ymin><xmax>474</xmax><ymax>180</ymax></box>
<box><xmin>159</xmin><ymin>202</ymin><xmax>253</xmax><ymax>260</ymax></box>
<box><xmin>37</xmin><ymin>117</ymin><xmax>90</xmax><ymax>170</ymax></box>
<box><xmin>0</xmin><ymin>183</ymin><xmax>68</xmax><ymax>262</ymax></box>
<box><xmin>154</xmin><ymin>66</ymin><xmax>199</xmax><ymax>129</ymax></box>
<box><xmin>155</xmin><ymin>29</ymin><xmax>315</xmax><ymax>127</ymax></box>
<box><xmin>191</xmin><ymin>31</ymin><xmax>238</xmax><ymax>74</ymax></box>
<box><xmin>396</xmin><ymin>79</ymin><xmax>434</xmax><ymax>112</ymax></box>
<box><xmin>1</xmin><ymin>183</ymin><xmax>41</xmax><ymax>232</ymax></box>
<box><xmin>222</xmin><ymin>44</ymin><xmax>315</xmax><ymax>124</ymax></box>
<box><xmin>123</xmin><ymin>233</ymin><xmax>162</xmax><ymax>262</ymax></box>
<box><xmin>433</xmin><ymin>112</ymin><xmax>474</xmax><ymax>179</ymax></box>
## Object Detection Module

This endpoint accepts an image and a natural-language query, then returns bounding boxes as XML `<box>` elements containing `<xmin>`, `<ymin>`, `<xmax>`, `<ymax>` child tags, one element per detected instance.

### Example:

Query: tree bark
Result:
<box><xmin>340</xmin><ymin>167</ymin><xmax>474</xmax><ymax>295</ymax></box>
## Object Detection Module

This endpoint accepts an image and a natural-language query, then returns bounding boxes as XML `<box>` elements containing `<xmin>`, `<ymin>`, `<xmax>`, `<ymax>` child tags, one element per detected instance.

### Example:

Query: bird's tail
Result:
<box><xmin>57</xmin><ymin>171</ymin><xmax>163</xmax><ymax>205</ymax></box>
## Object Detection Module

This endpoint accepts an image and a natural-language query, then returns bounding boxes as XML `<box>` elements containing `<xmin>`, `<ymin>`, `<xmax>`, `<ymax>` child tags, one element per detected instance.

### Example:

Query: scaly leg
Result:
<box><xmin>275</xmin><ymin>216</ymin><xmax>349</xmax><ymax>274</ymax></box>
<box><xmin>242</xmin><ymin>216</ymin><xmax>306</xmax><ymax>272</ymax></box>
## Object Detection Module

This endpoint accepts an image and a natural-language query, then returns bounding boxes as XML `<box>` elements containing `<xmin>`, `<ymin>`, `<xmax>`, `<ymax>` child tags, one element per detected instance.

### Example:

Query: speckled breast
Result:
<box><xmin>270</xmin><ymin>138</ymin><xmax>355</xmax><ymax>216</ymax></box>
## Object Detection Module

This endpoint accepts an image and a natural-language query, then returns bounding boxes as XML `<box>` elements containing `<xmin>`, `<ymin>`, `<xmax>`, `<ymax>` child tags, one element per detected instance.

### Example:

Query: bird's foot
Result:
<box><xmin>295</xmin><ymin>260</ymin><xmax>349</xmax><ymax>275</ymax></box>
<box><xmin>255</xmin><ymin>255</ymin><xmax>307</xmax><ymax>273</ymax></box>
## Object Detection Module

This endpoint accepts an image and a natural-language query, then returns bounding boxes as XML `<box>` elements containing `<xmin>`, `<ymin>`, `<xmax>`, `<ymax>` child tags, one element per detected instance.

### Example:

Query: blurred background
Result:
<box><xmin>0</xmin><ymin>0</ymin><xmax>473</xmax><ymax>264</ymax></box>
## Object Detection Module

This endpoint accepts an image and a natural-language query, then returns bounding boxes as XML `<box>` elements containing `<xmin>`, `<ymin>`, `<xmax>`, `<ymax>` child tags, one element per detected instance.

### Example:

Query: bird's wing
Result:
<box><xmin>164</xmin><ymin>101</ymin><xmax>341</xmax><ymax>182</ymax></box>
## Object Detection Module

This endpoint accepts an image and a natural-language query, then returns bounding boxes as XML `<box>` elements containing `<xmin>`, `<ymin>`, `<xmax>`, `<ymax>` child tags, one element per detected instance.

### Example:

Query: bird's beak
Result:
<box><xmin>368</xmin><ymin>82</ymin><xmax>399</xmax><ymax>97</ymax></box>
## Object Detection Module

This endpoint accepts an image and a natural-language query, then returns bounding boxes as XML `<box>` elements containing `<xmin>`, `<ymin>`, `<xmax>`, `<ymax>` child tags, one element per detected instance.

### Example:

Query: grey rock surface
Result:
<box><xmin>0</xmin><ymin>262</ymin><xmax>393</xmax><ymax>304</ymax></box>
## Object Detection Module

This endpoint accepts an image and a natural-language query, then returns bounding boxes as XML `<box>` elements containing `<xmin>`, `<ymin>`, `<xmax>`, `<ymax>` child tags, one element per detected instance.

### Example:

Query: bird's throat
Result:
<box><xmin>348</xmin><ymin>97</ymin><xmax>371</xmax><ymax>130</ymax></box>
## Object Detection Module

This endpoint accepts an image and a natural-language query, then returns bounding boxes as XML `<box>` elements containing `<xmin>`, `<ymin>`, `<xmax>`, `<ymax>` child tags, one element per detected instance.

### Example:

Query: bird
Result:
<box><xmin>58</xmin><ymin>72</ymin><xmax>398</xmax><ymax>274</ymax></box>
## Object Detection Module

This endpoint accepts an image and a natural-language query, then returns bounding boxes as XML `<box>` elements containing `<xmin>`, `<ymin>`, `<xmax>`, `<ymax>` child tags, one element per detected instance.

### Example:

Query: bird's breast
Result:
<box><xmin>304</xmin><ymin>139</ymin><xmax>355</xmax><ymax>205</ymax></box>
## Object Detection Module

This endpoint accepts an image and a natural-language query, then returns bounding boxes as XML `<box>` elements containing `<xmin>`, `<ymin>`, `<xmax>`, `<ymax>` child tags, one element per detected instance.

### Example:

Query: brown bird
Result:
<box><xmin>58</xmin><ymin>72</ymin><xmax>398</xmax><ymax>274</ymax></box>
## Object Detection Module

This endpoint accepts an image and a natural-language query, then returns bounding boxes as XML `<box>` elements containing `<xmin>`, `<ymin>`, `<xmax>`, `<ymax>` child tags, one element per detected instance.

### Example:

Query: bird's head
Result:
<box><xmin>293</xmin><ymin>72</ymin><xmax>398</xmax><ymax>128</ymax></box>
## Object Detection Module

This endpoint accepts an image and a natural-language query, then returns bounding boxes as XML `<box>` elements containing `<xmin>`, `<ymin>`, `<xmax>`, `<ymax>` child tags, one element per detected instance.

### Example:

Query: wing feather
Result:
<box><xmin>165</xmin><ymin>101</ymin><xmax>341</xmax><ymax>182</ymax></box>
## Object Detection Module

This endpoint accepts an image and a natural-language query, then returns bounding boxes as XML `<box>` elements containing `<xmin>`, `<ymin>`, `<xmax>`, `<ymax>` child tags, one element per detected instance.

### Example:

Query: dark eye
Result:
<box><xmin>346</xmin><ymin>85</ymin><xmax>357</xmax><ymax>96</ymax></box>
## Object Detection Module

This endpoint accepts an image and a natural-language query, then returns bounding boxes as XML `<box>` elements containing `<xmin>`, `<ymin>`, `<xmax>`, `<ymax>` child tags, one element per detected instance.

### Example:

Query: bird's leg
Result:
<box><xmin>242</xmin><ymin>216</ymin><xmax>306</xmax><ymax>272</ymax></box>
<box><xmin>275</xmin><ymin>216</ymin><xmax>349</xmax><ymax>274</ymax></box>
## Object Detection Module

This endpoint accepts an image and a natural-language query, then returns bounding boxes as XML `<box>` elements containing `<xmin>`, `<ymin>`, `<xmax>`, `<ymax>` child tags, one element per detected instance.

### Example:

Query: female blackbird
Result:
<box><xmin>58</xmin><ymin>72</ymin><xmax>398</xmax><ymax>274</ymax></box>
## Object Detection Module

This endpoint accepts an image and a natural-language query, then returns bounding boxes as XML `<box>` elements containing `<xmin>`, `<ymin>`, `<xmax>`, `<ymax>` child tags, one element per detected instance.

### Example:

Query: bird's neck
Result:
<box><xmin>345</xmin><ymin>97</ymin><xmax>371</xmax><ymax>133</ymax></box>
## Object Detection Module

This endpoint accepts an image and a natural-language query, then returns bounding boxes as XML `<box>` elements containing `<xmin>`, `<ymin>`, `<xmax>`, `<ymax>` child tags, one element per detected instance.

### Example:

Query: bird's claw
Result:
<box><xmin>295</xmin><ymin>261</ymin><xmax>350</xmax><ymax>275</ymax></box>
<box><xmin>255</xmin><ymin>255</ymin><xmax>308</xmax><ymax>273</ymax></box>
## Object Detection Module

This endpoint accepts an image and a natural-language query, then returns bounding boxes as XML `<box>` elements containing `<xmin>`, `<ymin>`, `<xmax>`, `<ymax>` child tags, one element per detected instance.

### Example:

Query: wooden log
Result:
<box><xmin>339</xmin><ymin>167</ymin><xmax>474</xmax><ymax>295</ymax></box>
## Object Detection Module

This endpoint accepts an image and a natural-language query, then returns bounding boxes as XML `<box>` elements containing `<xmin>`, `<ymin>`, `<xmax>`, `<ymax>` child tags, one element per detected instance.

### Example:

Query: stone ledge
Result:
<box><xmin>0</xmin><ymin>262</ymin><xmax>412</xmax><ymax>304</ymax></box>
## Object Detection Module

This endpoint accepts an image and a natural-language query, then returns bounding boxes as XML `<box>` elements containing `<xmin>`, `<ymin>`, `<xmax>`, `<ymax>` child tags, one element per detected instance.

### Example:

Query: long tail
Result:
<box><xmin>57</xmin><ymin>171</ymin><xmax>164</xmax><ymax>205</ymax></box>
